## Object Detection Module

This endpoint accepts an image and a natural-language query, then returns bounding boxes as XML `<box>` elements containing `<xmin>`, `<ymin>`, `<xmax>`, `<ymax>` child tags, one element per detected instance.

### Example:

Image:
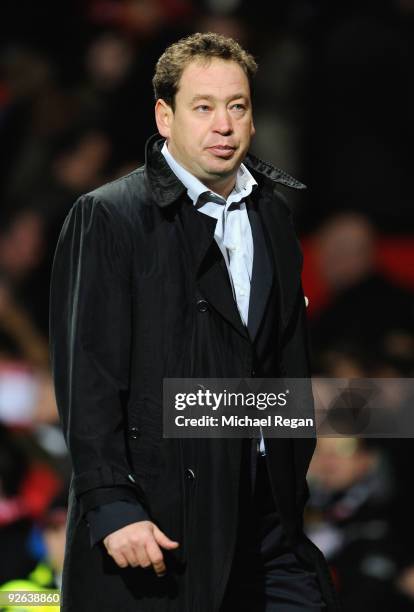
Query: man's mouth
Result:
<box><xmin>207</xmin><ymin>145</ymin><xmax>236</xmax><ymax>158</ymax></box>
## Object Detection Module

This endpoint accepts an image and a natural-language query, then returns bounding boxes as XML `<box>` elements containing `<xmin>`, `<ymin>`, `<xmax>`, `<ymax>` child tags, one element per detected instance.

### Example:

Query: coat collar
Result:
<box><xmin>143</xmin><ymin>133</ymin><xmax>306</xmax><ymax>207</ymax></box>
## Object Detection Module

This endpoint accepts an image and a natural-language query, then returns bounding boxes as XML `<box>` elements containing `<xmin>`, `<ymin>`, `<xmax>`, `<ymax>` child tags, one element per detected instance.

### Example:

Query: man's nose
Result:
<box><xmin>212</xmin><ymin>109</ymin><xmax>233</xmax><ymax>135</ymax></box>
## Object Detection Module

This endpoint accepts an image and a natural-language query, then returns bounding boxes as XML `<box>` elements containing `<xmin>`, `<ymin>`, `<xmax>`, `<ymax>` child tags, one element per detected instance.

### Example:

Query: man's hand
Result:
<box><xmin>103</xmin><ymin>520</ymin><xmax>179</xmax><ymax>576</ymax></box>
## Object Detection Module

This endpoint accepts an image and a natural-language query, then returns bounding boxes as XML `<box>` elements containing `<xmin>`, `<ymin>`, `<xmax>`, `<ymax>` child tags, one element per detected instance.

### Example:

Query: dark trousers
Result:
<box><xmin>220</xmin><ymin>440</ymin><xmax>325</xmax><ymax>612</ymax></box>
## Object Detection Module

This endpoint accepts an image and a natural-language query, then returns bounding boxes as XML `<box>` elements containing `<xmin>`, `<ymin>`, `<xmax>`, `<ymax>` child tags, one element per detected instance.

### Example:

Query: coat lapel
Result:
<box><xmin>178</xmin><ymin>200</ymin><xmax>249</xmax><ymax>340</ymax></box>
<box><xmin>246</xmin><ymin>199</ymin><xmax>274</xmax><ymax>342</ymax></box>
<box><xmin>254</xmin><ymin>183</ymin><xmax>303</xmax><ymax>340</ymax></box>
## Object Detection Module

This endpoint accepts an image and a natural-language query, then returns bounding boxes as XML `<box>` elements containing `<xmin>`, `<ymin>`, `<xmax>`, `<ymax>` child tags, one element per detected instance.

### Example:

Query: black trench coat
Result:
<box><xmin>49</xmin><ymin>133</ymin><xmax>341</xmax><ymax>611</ymax></box>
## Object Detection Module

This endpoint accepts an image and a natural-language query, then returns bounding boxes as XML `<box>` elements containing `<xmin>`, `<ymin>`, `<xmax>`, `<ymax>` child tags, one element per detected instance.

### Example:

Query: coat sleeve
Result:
<box><xmin>49</xmin><ymin>194</ymin><xmax>147</xmax><ymax>518</ymax></box>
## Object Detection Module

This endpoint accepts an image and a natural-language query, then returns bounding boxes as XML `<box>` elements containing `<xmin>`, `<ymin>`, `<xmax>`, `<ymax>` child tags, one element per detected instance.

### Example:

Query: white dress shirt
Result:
<box><xmin>161</xmin><ymin>141</ymin><xmax>266</xmax><ymax>456</ymax></box>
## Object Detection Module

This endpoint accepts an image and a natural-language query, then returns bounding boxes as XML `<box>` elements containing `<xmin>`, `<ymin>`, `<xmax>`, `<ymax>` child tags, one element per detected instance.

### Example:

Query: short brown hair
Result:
<box><xmin>152</xmin><ymin>32</ymin><xmax>258</xmax><ymax>110</ymax></box>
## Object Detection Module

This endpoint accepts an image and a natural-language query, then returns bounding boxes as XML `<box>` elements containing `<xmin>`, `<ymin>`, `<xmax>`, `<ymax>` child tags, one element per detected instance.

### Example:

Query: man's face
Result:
<box><xmin>156</xmin><ymin>58</ymin><xmax>255</xmax><ymax>190</ymax></box>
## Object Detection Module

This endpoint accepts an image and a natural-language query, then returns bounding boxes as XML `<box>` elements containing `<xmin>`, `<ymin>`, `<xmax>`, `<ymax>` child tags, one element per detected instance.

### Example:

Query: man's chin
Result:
<box><xmin>203</xmin><ymin>158</ymin><xmax>240</xmax><ymax>178</ymax></box>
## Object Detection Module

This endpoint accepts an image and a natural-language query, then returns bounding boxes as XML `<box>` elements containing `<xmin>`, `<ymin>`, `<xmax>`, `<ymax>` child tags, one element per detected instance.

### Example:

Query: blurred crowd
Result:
<box><xmin>0</xmin><ymin>1</ymin><xmax>413</xmax><ymax>610</ymax></box>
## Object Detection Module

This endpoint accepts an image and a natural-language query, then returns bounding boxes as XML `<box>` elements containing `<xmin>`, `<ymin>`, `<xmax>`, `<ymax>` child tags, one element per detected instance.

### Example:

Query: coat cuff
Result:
<box><xmin>86</xmin><ymin>500</ymin><xmax>150</xmax><ymax>548</ymax></box>
<box><xmin>72</xmin><ymin>465</ymin><xmax>139</xmax><ymax>497</ymax></box>
<box><xmin>78</xmin><ymin>483</ymin><xmax>146</xmax><ymax>516</ymax></box>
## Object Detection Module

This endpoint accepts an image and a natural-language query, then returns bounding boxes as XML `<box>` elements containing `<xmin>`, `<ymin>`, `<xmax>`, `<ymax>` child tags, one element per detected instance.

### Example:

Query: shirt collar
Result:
<box><xmin>161</xmin><ymin>140</ymin><xmax>257</xmax><ymax>206</ymax></box>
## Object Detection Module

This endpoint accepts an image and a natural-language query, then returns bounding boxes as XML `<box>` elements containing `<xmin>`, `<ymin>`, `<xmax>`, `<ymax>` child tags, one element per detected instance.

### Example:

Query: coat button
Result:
<box><xmin>196</xmin><ymin>299</ymin><xmax>209</xmax><ymax>313</ymax></box>
<box><xmin>184</xmin><ymin>468</ymin><xmax>196</xmax><ymax>480</ymax></box>
<box><xmin>129</xmin><ymin>426</ymin><xmax>139</xmax><ymax>439</ymax></box>
<box><xmin>251</xmin><ymin>369</ymin><xmax>256</xmax><ymax>377</ymax></box>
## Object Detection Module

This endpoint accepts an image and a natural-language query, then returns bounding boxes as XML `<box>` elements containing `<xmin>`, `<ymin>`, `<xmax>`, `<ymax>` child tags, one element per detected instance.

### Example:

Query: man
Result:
<box><xmin>49</xmin><ymin>32</ymin><xmax>340</xmax><ymax>611</ymax></box>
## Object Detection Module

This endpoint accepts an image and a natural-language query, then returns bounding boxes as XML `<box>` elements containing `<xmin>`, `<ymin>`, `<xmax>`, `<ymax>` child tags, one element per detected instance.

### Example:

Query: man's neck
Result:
<box><xmin>203</xmin><ymin>175</ymin><xmax>237</xmax><ymax>200</ymax></box>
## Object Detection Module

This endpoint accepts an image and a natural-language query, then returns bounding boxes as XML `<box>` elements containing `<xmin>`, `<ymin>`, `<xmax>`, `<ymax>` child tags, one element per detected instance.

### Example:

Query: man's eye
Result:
<box><xmin>195</xmin><ymin>105</ymin><xmax>210</xmax><ymax>112</ymax></box>
<box><xmin>231</xmin><ymin>104</ymin><xmax>246</xmax><ymax>111</ymax></box>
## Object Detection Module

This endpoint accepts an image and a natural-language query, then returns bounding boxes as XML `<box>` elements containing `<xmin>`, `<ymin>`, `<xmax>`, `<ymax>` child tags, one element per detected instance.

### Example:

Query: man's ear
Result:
<box><xmin>250</xmin><ymin>118</ymin><xmax>256</xmax><ymax>138</ymax></box>
<box><xmin>155</xmin><ymin>99</ymin><xmax>173</xmax><ymax>138</ymax></box>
